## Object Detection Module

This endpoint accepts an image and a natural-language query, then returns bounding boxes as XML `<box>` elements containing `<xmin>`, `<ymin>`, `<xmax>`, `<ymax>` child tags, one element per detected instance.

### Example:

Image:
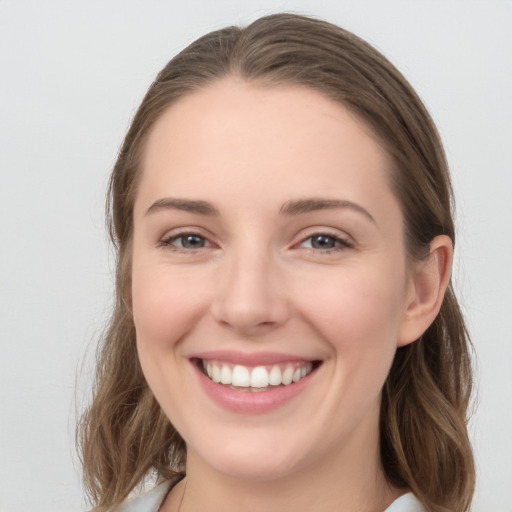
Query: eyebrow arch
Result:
<box><xmin>279</xmin><ymin>198</ymin><xmax>375</xmax><ymax>223</ymax></box>
<box><xmin>145</xmin><ymin>198</ymin><xmax>220</xmax><ymax>216</ymax></box>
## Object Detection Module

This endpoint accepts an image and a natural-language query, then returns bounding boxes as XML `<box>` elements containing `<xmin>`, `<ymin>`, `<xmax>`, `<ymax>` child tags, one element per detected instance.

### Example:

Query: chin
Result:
<box><xmin>209</xmin><ymin>455</ymin><xmax>303</xmax><ymax>482</ymax></box>
<box><xmin>188</xmin><ymin>433</ymin><xmax>310</xmax><ymax>482</ymax></box>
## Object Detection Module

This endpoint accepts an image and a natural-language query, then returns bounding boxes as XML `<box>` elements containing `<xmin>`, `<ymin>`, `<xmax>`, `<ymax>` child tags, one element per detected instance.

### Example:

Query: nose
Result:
<box><xmin>210</xmin><ymin>249</ymin><xmax>290</xmax><ymax>336</ymax></box>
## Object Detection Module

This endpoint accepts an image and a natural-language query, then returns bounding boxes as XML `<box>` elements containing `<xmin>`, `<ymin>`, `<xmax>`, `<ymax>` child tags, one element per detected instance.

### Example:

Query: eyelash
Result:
<box><xmin>159</xmin><ymin>230</ymin><xmax>213</xmax><ymax>251</ymax></box>
<box><xmin>159</xmin><ymin>229</ymin><xmax>353</xmax><ymax>254</ymax></box>
<box><xmin>297</xmin><ymin>232</ymin><xmax>353</xmax><ymax>253</ymax></box>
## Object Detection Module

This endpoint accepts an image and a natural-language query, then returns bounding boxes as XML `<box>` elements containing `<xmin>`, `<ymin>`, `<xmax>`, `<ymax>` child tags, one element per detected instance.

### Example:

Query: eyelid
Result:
<box><xmin>158</xmin><ymin>227</ymin><xmax>217</xmax><ymax>249</ymax></box>
<box><xmin>292</xmin><ymin>227</ymin><xmax>354</xmax><ymax>251</ymax></box>
<box><xmin>157</xmin><ymin>226</ymin><xmax>354</xmax><ymax>252</ymax></box>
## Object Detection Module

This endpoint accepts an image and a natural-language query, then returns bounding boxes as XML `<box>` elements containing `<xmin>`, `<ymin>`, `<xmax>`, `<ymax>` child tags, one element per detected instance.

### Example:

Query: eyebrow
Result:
<box><xmin>145</xmin><ymin>198</ymin><xmax>220</xmax><ymax>216</ymax></box>
<box><xmin>279</xmin><ymin>198</ymin><xmax>375</xmax><ymax>223</ymax></box>
<box><xmin>145</xmin><ymin>196</ymin><xmax>375</xmax><ymax>223</ymax></box>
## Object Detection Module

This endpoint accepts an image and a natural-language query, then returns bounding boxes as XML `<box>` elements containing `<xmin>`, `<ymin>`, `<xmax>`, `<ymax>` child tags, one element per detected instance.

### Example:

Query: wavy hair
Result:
<box><xmin>78</xmin><ymin>13</ymin><xmax>475</xmax><ymax>512</ymax></box>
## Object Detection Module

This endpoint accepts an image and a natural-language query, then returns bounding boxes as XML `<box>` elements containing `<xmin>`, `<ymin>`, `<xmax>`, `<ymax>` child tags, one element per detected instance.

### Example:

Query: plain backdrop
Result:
<box><xmin>1</xmin><ymin>1</ymin><xmax>511</xmax><ymax>511</ymax></box>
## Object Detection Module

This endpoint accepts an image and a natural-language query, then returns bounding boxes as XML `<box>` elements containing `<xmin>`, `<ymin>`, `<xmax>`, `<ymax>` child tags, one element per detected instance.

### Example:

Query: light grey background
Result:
<box><xmin>1</xmin><ymin>1</ymin><xmax>511</xmax><ymax>511</ymax></box>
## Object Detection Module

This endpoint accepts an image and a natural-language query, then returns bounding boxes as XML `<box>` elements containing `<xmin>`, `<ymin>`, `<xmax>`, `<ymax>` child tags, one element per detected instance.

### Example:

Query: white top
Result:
<box><xmin>384</xmin><ymin>493</ymin><xmax>425</xmax><ymax>512</ymax></box>
<box><xmin>113</xmin><ymin>480</ymin><xmax>425</xmax><ymax>512</ymax></box>
<box><xmin>114</xmin><ymin>481</ymin><xmax>172</xmax><ymax>512</ymax></box>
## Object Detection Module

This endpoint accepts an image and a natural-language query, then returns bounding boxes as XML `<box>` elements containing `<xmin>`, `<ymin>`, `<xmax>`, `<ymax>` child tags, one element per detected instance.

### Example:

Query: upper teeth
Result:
<box><xmin>202</xmin><ymin>360</ymin><xmax>313</xmax><ymax>388</ymax></box>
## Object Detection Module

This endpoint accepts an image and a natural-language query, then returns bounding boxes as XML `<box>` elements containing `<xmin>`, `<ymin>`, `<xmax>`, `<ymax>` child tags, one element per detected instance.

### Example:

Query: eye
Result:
<box><xmin>161</xmin><ymin>232</ymin><xmax>211</xmax><ymax>250</ymax></box>
<box><xmin>299</xmin><ymin>233</ymin><xmax>352</xmax><ymax>251</ymax></box>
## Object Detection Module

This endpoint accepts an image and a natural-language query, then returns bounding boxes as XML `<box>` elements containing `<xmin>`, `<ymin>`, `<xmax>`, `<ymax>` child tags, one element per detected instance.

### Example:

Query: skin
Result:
<box><xmin>130</xmin><ymin>78</ymin><xmax>452</xmax><ymax>512</ymax></box>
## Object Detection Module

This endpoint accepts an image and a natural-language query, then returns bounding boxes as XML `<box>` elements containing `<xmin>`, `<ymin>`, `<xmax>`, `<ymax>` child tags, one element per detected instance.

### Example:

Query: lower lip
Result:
<box><xmin>193</xmin><ymin>361</ymin><xmax>317</xmax><ymax>414</ymax></box>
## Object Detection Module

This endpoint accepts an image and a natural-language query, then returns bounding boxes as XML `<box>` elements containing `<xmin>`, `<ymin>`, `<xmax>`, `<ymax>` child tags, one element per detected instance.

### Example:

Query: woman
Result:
<box><xmin>78</xmin><ymin>13</ymin><xmax>475</xmax><ymax>512</ymax></box>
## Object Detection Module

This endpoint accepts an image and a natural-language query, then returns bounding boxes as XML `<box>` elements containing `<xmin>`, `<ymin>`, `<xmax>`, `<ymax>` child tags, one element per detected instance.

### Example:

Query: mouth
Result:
<box><xmin>192</xmin><ymin>358</ymin><xmax>322</xmax><ymax>393</ymax></box>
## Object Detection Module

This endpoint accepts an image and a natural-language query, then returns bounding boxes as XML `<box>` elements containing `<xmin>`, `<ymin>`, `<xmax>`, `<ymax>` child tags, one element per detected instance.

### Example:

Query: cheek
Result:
<box><xmin>131</xmin><ymin>262</ymin><xmax>209</xmax><ymax>409</ymax></box>
<box><xmin>292</xmin><ymin>264</ymin><xmax>407</xmax><ymax>358</ymax></box>
<box><xmin>132</xmin><ymin>267</ymin><xmax>208</xmax><ymax>350</ymax></box>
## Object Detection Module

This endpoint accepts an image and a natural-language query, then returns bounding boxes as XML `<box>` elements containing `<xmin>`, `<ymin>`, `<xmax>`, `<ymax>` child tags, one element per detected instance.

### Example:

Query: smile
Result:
<box><xmin>201</xmin><ymin>360</ymin><xmax>315</xmax><ymax>392</ymax></box>
<box><xmin>191</xmin><ymin>352</ymin><xmax>322</xmax><ymax>413</ymax></box>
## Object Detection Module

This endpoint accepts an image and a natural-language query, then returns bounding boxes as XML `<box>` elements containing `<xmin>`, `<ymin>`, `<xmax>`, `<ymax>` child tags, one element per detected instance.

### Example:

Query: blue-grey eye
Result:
<box><xmin>160</xmin><ymin>231</ymin><xmax>212</xmax><ymax>250</ymax></box>
<box><xmin>309</xmin><ymin>235</ymin><xmax>338</xmax><ymax>249</ymax></box>
<box><xmin>178</xmin><ymin>234</ymin><xmax>207</xmax><ymax>248</ymax></box>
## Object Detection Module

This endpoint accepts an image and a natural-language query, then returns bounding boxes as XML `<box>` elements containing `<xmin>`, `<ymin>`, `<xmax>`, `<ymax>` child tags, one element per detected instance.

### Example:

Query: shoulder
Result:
<box><xmin>105</xmin><ymin>482</ymin><xmax>421</xmax><ymax>512</ymax></box>
<box><xmin>384</xmin><ymin>492</ymin><xmax>425</xmax><ymax>512</ymax></box>
<box><xmin>111</xmin><ymin>480</ymin><xmax>174</xmax><ymax>512</ymax></box>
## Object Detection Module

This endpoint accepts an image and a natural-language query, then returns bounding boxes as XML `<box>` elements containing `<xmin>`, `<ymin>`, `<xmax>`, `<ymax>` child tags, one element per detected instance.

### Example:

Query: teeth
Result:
<box><xmin>212</xmin><ymin>364</ymin><xmax>221</xmax><ymax>383</ymax></box>
<box><xmin>250</xmin><ymin>366</ymin><xmax>269</xmax><ymax>388</ymax></box>
<box><xmin>220</xmin><ymin>365</ymin><xmax>231</xmax><ymax>385</ymax></box>
<box><xmin>202</xmin><ymin>360</ymin><xmax>314</xmax><ymax>389</ymax></box>
<box><xmin>232</xmin><ymin>365</ymin><xmax>250</xmax><ymax>387</ymax></box>
<box><xmin>268</xmin><ymin>365</ymin><xmax>282</xmax><ymax>386</ymax></box>
<box><xmin>282</xmin><ymin>367</ymin><xmax>293</xmax><ymax>385</ymax></box>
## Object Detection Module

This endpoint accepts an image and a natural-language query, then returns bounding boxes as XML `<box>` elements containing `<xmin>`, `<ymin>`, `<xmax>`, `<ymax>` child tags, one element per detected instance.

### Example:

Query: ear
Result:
<box><xmin>397</xmin><ymin>235</ymin><xmax>453</xmax><ymax>347</ymax></box>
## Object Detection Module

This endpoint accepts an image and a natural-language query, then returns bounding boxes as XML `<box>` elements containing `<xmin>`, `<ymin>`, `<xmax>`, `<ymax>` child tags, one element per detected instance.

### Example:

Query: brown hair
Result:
<box><xmin>78</xmin><ymin>13</ymin><xmax>475</xmax><ymax>512</ymax></box>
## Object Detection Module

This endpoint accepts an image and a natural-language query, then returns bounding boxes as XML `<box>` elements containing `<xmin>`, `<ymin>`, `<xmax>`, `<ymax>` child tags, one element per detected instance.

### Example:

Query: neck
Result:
<box><xmin>164</xmin><ymin>430</ymin><xmax>403</xmax><ymax>512</ymax></box>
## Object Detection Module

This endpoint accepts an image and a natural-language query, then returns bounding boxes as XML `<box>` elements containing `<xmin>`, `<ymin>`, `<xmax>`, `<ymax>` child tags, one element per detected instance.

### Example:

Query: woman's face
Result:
<box><xmin>131</xmin><ymin>79</ymin><xmax>417</xmax><ymax>480</ymax></box>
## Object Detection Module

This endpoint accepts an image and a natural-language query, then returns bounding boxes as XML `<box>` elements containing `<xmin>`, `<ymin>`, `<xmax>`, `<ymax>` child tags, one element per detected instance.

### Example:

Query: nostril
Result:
<box><xmin>209</xmin><ymin>267</ymin><xmax>290</xmax><ymax>331</ymax></box>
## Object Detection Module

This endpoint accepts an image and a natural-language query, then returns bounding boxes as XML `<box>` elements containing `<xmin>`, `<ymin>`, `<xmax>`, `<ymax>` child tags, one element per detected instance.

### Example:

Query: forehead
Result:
<box><xmin>136</xmin><ymin>78</ymin><xmax>395</xmax><ymax>217</ymax></box>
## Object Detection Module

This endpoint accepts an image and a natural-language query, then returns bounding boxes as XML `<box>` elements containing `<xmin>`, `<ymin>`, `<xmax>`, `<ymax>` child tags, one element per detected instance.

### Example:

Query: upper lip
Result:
<box><xmin>191</xmin><ymin>350</ymin><xmax>318</xmax><ymax>366</ymax></box>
